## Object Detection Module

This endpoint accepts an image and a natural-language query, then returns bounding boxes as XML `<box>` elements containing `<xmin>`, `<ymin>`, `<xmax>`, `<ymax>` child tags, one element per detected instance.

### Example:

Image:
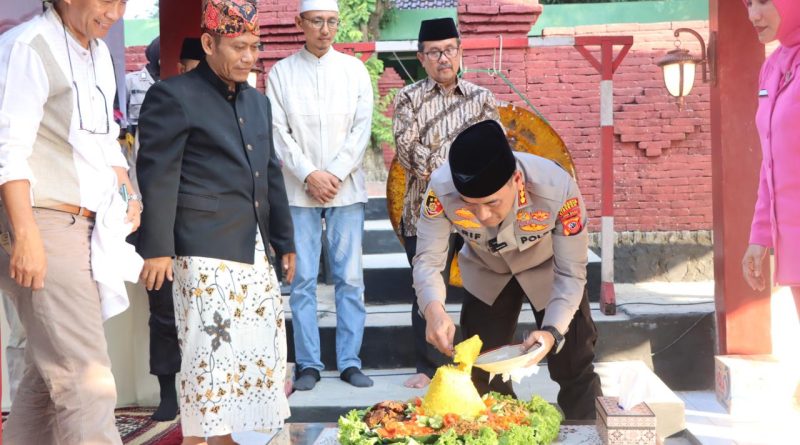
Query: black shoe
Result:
<box><xmin>340</xmin><ymin>367</ymin><xmax>373</xmax><ymax>388</ymax></box>
<box><xmin>294</xmin><ymin>367</ymin><xmax>321</xmax><ymax>391</ymax></box>
<box><xmin>151</xmin><ymin>374</ymin><xmax>179</xmax><ymax>421</ymax></box>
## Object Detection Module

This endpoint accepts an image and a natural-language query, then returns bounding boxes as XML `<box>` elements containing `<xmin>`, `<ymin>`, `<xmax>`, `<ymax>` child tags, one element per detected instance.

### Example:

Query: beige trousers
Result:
<box><xmin>0</xmin><ymin>208</ymin><xmax>121</xmax><ymax>445</ymax></box>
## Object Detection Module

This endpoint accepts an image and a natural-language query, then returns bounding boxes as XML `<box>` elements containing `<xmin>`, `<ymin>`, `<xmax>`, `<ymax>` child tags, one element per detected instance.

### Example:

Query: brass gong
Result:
<box><xmin>386</xmin><ymin>103</ymin><xmax>576</xmax><ymax>286</ymax></box>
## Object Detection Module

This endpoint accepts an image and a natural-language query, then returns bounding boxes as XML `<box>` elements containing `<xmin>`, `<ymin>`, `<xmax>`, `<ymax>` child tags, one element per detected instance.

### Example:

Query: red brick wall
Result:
<box><xmin>454</xmin><ymin>20</ymin><xmax>714</xmax><ymax>233</ymax></box>
<box><xmin>126</xmin><ymin>45</ymin><xmax>147</xmax><ymax>73</ymax></box>
<box><xmin>458</xmin><ymin>0</ymin><xmax>543</xmax><ymax>36</ymax></box>
<box><xmin>123</xmin><ymin>0</ymin><xmax>721</xmax><ymax>233</ymax></box>
<box><xmin>257</xmin><ymin>0</ymin><xmax>304</xmax><ymax>72</ymax></box>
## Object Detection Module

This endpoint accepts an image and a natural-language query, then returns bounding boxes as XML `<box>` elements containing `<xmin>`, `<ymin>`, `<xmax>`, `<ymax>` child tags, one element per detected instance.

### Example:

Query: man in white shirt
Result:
<box><xmin>267</xmin><ymin>0</ymin><xmax>374</xmax><ymax>390</ymax></box>
<box><xmin>0</xmin><ymin>1</ymin><xmax>139</xmax><ymax>443</ymax></box>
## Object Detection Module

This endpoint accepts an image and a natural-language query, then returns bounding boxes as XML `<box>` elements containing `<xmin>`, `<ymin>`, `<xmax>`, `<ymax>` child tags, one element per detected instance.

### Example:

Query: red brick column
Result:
<box><xmin>457</xmin><ymin>0</ymin><xmax>543</xmax><ymax>37</ymax></box>
<box><xmin>258</xmin><ymin>0</ymin><xmax>304</xmax><ymax>88</ymax></box>
<box><xmin>379</xmin><ymin>67</ymin><xmax>405</xmax><ymax>170</ymax></box>
<box><xmin>125</xmin><ymin>45</ymin><xmax>147</xmax><ymax>73</ymax></box>
<box><xmin>457</xmin><ymin>0</ymin><xmax>542</xmax><ymax>103</ymax></box>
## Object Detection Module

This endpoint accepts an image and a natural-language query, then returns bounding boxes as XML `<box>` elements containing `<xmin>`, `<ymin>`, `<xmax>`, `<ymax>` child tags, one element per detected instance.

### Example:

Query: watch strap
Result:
<box><xmin>542</xmin><ymin>325</ymin><xmax>565</xmax><ymax>355</ymax></box>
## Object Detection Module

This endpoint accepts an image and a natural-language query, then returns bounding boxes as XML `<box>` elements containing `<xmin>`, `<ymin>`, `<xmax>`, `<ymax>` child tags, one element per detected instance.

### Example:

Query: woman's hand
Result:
<box><xmin>742</xmin><ymin>244</ymin><xmax>768</xmax><ymax>291</ymax></box>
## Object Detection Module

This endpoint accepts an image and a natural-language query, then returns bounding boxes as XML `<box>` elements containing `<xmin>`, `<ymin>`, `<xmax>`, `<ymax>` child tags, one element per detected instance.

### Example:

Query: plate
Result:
<box><xmin>473</xmin><ymin>343</ymin><xmax>545</xmax><ymax>374</ymax></box>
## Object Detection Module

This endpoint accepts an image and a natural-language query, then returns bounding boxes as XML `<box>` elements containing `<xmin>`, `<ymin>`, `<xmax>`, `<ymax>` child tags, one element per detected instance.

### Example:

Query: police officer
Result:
<box><xmin>126</xmin><ymin>36</ymin><xmax>159</xmax><ymax>133</ymax></box>
<box><xmin>413</xmin><ymin>120</ymin><xmax>602</xmax><ymax>420</ymax></box>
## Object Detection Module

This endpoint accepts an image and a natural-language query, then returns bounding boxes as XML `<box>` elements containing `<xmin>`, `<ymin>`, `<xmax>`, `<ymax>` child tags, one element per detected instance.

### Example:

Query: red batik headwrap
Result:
<box><xmin>202</xmin><ymin>0</ymin><xmax>259</xmax><ymax>38</ymax></box>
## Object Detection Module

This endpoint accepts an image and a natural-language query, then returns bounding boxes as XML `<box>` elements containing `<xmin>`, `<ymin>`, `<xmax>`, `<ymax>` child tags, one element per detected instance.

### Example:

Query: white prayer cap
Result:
<box><xmin>299</xmin><ymin>0</ymin><xmax>339</xmax><ymax>13</ymax></box>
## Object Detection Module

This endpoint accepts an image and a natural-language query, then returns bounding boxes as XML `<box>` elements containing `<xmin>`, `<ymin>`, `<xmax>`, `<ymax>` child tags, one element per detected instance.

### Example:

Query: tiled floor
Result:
<box><xmin>678</xmin><ymin>391</ymin><xmax>800</xmax><ymax>445</ymax></box>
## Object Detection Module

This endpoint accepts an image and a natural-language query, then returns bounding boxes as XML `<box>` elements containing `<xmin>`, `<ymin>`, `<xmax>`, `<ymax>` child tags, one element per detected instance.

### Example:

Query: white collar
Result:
<box><xmin>44</xmin><ymin>4</ymin><xmax>95</xmax><ymax>58</ymax></box>
<box><xmin>300</xmin><ymin>45</ymin><xmax>337</xmax><ymax>64</ymax></box>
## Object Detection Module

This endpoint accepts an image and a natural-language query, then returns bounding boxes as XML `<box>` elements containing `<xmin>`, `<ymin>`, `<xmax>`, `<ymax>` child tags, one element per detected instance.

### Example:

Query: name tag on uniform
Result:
<box><xmin>759</xmin><ymin>89</ymin><xmax>769</xmax><ymax>98</ymax></box>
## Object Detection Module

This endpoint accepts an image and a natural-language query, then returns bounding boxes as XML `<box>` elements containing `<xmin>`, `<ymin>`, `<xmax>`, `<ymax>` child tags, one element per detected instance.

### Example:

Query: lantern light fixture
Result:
<box><xmin>656</xmin><ymin>28</ymin><xmax>714</xmax><ymax>110</ymax></box>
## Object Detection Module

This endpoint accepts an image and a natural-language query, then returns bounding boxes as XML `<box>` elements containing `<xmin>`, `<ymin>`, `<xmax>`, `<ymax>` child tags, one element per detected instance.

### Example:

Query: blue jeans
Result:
<box><xmin>289</xmin><ymin>203</ymin><xmax>366</xmax><ymax>372</ymax></box>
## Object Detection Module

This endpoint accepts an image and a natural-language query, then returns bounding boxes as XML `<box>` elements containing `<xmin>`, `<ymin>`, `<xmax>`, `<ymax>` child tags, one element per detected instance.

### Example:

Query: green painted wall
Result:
<box><xmin>123</xmin><ymin>0</ymin><xmax>709</xmax><ymax>47</ymax></box>
<box><xmin>377</xmin><ymin>0</ymin><xmax>708</xmax><ymax>41</ymax></box>
<box><xmin>378</xmin><ymin>8</ymin><xmax>457</xmax><ymax>41</ymax></box>
<box><xmin>530</xmin><ymin>0</ymin><xmax>708</xmax><ymax>35</ymax></box>
<box><xmin>124</xmin><ymin>19</ymin><xmax>159</xmax><ymax>47</ymax></box>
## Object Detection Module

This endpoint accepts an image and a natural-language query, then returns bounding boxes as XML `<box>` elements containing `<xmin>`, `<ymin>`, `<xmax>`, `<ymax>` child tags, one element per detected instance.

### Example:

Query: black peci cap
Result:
<box><xmin>418</xmin><ymin>17</ymin><xmax>459</xmax><ymax>43</ymax></box>
<box><xmin>180</xmin><ymin>38</ymin><xmax>205</xmax><ymax>61</ymax></box>
<box><xmin>449</xmin><ymin>120</ymin><xmax>516</xmax><ymax>198</ymax></box>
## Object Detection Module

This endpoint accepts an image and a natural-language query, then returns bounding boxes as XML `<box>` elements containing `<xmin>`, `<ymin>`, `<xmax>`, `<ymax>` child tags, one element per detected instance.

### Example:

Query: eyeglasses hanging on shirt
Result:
<box><xmin>63</xmin><ymin>23</ymin><xmax>110</xmax><ymax>135</ymax></box>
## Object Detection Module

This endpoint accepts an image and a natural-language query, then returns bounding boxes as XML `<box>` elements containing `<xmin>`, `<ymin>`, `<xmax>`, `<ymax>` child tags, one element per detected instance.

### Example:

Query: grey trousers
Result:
<box><xmin>2</xmin><ymin>291</ymin><xmax>26</xmax><ymax>401</ymax></box>
<box><xmin>0</xmin><ymin>208</ymin><xmax>121</xmax><ymax>445</ymax></box>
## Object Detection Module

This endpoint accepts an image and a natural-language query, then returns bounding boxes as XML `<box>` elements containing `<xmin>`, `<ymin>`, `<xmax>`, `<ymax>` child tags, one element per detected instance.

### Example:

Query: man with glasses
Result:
<box><xmin>0</xmin><ymin>0</ymin><xmax>139</xmax><ymax>443</ymax></box>
<box><xmin>267</xmin><ymin>0</ymin><xmax>374</xmax><ymax>391</ymax></box>
<box><xmin>392</xmin><ymin>17</ymin><xmax>499</xmax><ymax>388</ymax></box>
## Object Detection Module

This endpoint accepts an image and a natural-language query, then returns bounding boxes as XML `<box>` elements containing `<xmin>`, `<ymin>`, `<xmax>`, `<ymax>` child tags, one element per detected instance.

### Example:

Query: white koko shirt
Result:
<box><xmin>0</xmin><ymin>6</ymin><xmax>127</xmax><ymax>212</ymax></box>
<box><xmin>267</xmin><ymin>46</ymin><xmax>373</xmax><ymax>208</ymax></box>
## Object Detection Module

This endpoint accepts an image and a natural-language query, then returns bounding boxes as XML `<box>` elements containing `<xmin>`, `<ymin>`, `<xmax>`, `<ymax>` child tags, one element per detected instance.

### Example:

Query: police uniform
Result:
<box><xmin>413</xmin><ymin>121</ymin><xmax>602</xmax><ymax>420</ymax></box>
<box><xmin>125</xmin><ymin>67</ymin><xmax>156</xmax><ymax>129</ymax></box>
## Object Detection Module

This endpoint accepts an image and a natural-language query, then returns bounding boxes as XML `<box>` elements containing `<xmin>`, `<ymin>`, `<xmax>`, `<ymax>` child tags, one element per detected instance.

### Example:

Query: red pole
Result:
<box><xmin>574</xmin><ymin>36</ymin><xmax>633</xmax><ymax>315</ymax></box>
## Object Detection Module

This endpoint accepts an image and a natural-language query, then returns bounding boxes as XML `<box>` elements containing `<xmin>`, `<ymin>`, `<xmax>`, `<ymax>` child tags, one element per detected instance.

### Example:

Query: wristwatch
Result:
<box><xmin>541</xmin><ymin>326</ymin><xmax>565</xmax><ymax>355</ymax></box>
<box><xmin>128</xmin><ymin>193</ymin><xmax>144</xmax><ymax>213</ymax></box>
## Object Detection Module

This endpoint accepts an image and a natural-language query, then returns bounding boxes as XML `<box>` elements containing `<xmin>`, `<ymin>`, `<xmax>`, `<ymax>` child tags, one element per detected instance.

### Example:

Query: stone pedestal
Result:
<box><xmin>715</xmin><ymin>355</ymin><xmax>799</xmax><ymax>418</ymax></box>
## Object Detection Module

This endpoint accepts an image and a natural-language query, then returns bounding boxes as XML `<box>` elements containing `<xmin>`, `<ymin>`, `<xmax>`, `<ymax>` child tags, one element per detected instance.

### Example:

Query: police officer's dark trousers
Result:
<box><xmin>460</xmin><ymin>277</ymin><xmax>602</xmax><ymax>420</ymax></box>
<box><xmin>403</xmin><ymin>232</ymin><xmax>464</xmax><ymax>378</ymax></box>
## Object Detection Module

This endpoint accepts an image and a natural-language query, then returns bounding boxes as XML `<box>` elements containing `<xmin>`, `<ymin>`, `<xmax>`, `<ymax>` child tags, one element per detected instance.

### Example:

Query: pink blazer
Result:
<box><xmin>750</xmin><ymin>43</ymin><xmax>800</xmax><ymax>285</ymax></box>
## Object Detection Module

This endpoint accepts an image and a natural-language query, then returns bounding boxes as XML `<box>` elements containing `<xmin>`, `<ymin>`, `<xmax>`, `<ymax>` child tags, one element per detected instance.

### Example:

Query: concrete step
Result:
<box><xmin>283</xmin><ymin>290</ymin><xmax>716</xmax><ymax>391</ymax></box>
<box><xmin>365</xmin><ymin>196</ymin><xmax>389</xmax><ymax>221</ymax></box>
<box><xmin>363</xmin><ymin>220</ymin><xmax>404</xmax><ymax>255</ymax></box>
<box><xmin>286</xmin><ymin>361</ymin><xmax>686</xmax><ymax>441</ymax></box>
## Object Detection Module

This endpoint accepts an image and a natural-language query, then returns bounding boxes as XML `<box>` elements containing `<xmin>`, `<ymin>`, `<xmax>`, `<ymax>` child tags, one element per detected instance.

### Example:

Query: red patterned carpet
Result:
<box><xmin>2</xmin><ymin>408</ymin><xmax>182</xmax><ymax>445</ymax></box>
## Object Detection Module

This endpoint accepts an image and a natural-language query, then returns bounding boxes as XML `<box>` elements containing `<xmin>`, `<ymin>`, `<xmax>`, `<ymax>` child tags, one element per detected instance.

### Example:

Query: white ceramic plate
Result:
<box><xmin>473</xmin><ymin>343</ymin><xmax>545</xmax><ymax>374</ymax></box>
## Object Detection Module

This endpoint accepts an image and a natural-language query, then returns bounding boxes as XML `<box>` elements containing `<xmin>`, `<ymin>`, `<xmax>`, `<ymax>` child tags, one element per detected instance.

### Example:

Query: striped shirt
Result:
<box><xmin>392</xmin><ymin>77</ymin><xmax>498</xmax><ymax>236</ymax></box>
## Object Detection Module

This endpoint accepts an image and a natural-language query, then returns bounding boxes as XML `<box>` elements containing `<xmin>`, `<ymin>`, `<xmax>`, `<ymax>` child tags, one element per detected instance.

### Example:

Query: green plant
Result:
<box><xmin>366</xmin><ymin>57</ymin><xmax>398</xmax><ymax>152</ymax></box>
<box><xmin>335</xmin><ymin>0</ymin><xmax>397</xmax><ymax>155</ymax></box>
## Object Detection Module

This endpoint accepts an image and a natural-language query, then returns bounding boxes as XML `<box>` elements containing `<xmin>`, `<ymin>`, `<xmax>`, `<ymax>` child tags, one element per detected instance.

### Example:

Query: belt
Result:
<box><xmin>41</xmin><ymin>204</ymin><xmax>96</xmax><ymax>219</ymax></box>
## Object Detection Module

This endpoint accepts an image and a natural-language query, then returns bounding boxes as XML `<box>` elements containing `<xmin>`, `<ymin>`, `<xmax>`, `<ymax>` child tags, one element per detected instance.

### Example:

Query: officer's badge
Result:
<box><xmin>423</xmin><ymin>189</ymin><xmax>444</xmax><ymax>218</ymax></box>
<box><xmin>455</xmin><ymin>208</ymin><xmax>476</xmax><ymax>220</ymax></box>
<box><xmin>453</xmin><ymin>219</ymin><xmax>482</xmax><ymax>229</ymax></box>
<box><xmin>531</xmin><ymin>210</ymin><xmax>550</xmax><ymax>221</ymax></box>
<box><xmin>517</xmin><ymin>188</ymin><xmax>528</xmax><ymax>207</ymax></box>
<box><xmin>558</xmin><ymin>197</ymin><xmax>583</xmax><ymax>236</ymax></box>
<box><xmin>517</xmin><ymin>211</ymin><xmax>549</xmax><ymax>232</ymax></box>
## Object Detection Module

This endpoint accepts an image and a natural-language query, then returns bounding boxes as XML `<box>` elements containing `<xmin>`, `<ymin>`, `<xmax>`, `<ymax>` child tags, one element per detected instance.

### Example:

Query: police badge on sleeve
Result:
<box><xmin>558</xmin><ymin>197</ymin><xmax>583</xmax><ymax>236</ymax></box>
<box><xmin>423</xmin><ymin>189</ymin><xmax>444</xmax><ymax>218</ymax></box>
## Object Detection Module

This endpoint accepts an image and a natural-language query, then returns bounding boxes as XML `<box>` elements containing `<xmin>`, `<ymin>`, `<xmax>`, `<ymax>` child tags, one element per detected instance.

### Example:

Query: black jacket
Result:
<box><xmin>136</xmin><ymin>60</ymin><xmax>294</xmax><ymax>264</ymax></box>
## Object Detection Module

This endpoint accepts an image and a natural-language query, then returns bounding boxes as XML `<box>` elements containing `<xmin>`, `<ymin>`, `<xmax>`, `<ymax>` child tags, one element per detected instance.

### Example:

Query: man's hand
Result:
<box><xmin>305</xmin><ymin>170</ymin><xmax>340</xmax><ymax>204</ymax></box>
<box><xmin>742</xmin><ymin>244</ymin><xmax>768</xmax><ymax>291</ymax></box>
<box><xmin>424</xmin><ymin>302</ymin><xmax>455</xmax><ymax>356</ymax></box>
<box><xmin>9</xmin><ymin>228</ymin><xmax>47</xmax><ymax>290</ymax></box>
<box><xmin>521</xmin><ymin>330</ymin><xmax>555</xmax><ymax>367</ymax></box>
<box><xmin>140</xmin><ymin>256</ymin><xmax>173</xmax><ymax>291</ymax></box>
<box><xmin>281</xmin><ymin>252</ymin><xmax>296</xmax><ymax>284</ymax></box>
<box><xmin>126</xmin><ymin>199</ymin><xmax>142</xmax><ymax>233</ymax></box>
